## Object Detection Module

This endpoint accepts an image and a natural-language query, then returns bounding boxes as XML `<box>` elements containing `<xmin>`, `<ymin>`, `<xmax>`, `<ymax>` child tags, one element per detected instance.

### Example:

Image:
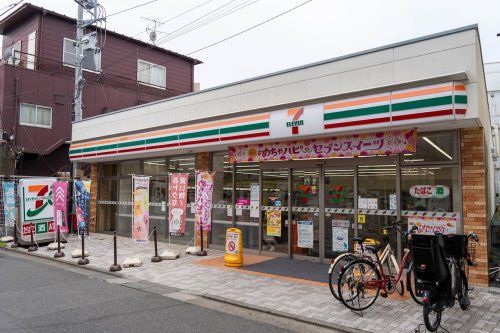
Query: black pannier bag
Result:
<box><xmin>443</xmin><ymin>234</ymin><xmax>468</xmax><ymax>259</ymax></box>
<box><xmin>411</xmin><ymin>234</ymin><xmax>450</xmax><ymax>282</ymax></box>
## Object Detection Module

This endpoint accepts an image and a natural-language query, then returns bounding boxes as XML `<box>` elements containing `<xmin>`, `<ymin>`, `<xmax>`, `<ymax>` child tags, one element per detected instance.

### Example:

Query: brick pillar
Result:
<box><xmin>89</xmin><ymin>163</ymin><xmax>99</xmax><ymax>233</ymax></box>
<box><xmin>194</xmin><ymin>152</ymin><xmax>212</xmax><ymax>247</ymax></box>
<box><xmin>460</xmin><ymin>128</ymin><xmax>489</xmax><ymax>287</ymax></box>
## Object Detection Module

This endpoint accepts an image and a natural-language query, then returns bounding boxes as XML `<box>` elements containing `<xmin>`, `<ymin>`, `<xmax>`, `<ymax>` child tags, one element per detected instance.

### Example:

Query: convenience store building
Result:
<box><xmin>70</xmin><ymin>25</ymin><xmax>494</xmax><ymax>286</ymax></box>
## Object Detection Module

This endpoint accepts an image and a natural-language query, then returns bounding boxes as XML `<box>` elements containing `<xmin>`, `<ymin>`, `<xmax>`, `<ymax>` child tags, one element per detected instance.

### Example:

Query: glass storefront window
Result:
<box><xmin>120</xmin><ymin>160</ymin><xmax>141</xmax><ymax>176</ymax></box>
<box><xmin>168</xmin><ymin>155</ymin><xmax>195</xmax><ymax>243</ymax></box>
<box><xmin>262</xmin><ymin>169</ymin><xmax>288</xmax><ymax>254</ymax></box>
<box><xmin>357</xmin><ymin>164</ymin><xmax>398</xmax><ymax>252</ymax></box>
<box><xmin>150</xmin><ymin>176</ymin><xmax>167</xmax><ymax>236</ymax></box>
<box><xmin>235</xmin><ymin>162</ymin><xmax>260</xmax><ymax>250</ymax></box>
<box><xmin>102</xmin><ymin>163</ymin><xmax>117</xmax><ymax>177</ymax></box>
<box><xmin>403</xmin><ymin>131</ymin><xmax>457</xmax><ymax>164</ymax></box>
<box><xmin>212</xmin><ymin>152</ymin><xmax>233</xmax><ymax>246</ymax></box>
<box><xmin>97</xmin><ymin>179</ymin><xmax>117</xmax><ymax>232</ymax></box>
<box><xmin>402</xmin><ymin>166</ymin><xmax>461</xmax><ymax>235</ymax></box>
<box><xmin>144</xmin><ymin>158</ymin><xmax>167</xmax><ymax>175</ymax></box>
<box><xmin>117</xmin><ymin>178</ymin><xmax>132</xmax><ymax>236</ymax></box>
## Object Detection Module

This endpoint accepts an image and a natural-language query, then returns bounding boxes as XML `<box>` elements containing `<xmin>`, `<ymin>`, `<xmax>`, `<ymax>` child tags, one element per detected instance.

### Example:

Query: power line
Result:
<box><xmin>154</xmin><ymin>0</ymin><xmax>239</xmax><ymax>44</ymax></box>
<box><xmin>106</xmin><ymin>0</ymin><xmax>159</xmax><ymax>18</ymax></box>
<box><xmin>185</xmin><ymin>0</ymin><xmax>312</xmax><ymax>55</ymax></box>
<box><xmin>161</xmin><ymin>0</ymin><xmax>217</xmax><ymax>24</ymax></box>
<box><xmin>157</xmin><ymin>0</ymin><xmax>259</xmax><ymax>45</ymax></box>
<box><xmin>0</xmin><ymin>0</ymin><xmax>22</xmax><ymax>18</ymax></box>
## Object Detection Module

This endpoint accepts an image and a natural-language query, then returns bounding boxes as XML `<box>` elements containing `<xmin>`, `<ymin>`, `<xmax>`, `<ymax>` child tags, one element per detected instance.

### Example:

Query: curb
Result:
<box><xmin>202</xmin><ymin>294</ymin><xmax>370</xmax><ymax>333</ymax></box>
<box><xmin>0</xmin><ymin>246</ymin><xmax>126</xmax><ymax>279</ymax></box>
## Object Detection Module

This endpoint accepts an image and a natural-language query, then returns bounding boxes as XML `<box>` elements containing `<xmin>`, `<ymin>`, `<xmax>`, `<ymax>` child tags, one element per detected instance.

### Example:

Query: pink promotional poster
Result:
<box><xmin>53</xmin><ymin>181</ymin><xmax>68</xmax><ymax>233</ymax></box>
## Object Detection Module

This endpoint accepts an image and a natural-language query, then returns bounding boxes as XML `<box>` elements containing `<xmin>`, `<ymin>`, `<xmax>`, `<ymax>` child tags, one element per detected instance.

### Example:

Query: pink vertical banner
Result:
<box><xmin>194</xmin><ymin>171</ymin><xmax>214</xmax><ymax>231</ymax></box>
<box><xmin>133</xmin><ymin>176</ymin><xmax>150</xmax><ymax>243</ymax></box>
<box><xmin>53</xmin><ymin>181</ymin><xmax>68</xmax><ymax>233</ymax></box>
<box><xmin>169</xmin><ymin>173</ymin><xmax>189</xmax><ymax>235</ymax></box>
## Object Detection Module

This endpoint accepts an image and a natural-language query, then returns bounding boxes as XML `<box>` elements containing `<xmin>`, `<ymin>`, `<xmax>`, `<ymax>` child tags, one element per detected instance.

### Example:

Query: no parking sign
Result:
<box><xmin>224</xmin><ymin>228</ymin><xmax>243</xmax><ymax>267</ymax></box>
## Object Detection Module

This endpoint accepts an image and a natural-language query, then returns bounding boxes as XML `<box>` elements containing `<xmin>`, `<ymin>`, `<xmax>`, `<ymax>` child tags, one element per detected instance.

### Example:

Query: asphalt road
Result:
<box><xmin>0</xmin><ymin>250</ymin><xmax>335</xmax><ymax>333</ymax></box>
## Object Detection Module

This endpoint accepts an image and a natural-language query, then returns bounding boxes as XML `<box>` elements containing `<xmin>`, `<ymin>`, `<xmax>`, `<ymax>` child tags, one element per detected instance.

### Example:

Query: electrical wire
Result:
<box><xmin>157</xmin><ymin>0</ymin><xmax>259</xmax><ymax>45</ymax></box>
<box><xmin>160</xmin><ymin>0</ymin><xmax>216</xmax><ymax>24</ymax></box>
<box><xmin>0</xmin><ymin>0</ymin><xmax>22</xmax><ymax>18</ymax></box>
<box><xmin>154</xmin><ymin>0</ymin><xmax>238</xmax><ymax>44</ymax></box>
<box><xmin>106</xmin><ymin>0</ymin><xmax>159</xmax><ymax>18</ymax></box>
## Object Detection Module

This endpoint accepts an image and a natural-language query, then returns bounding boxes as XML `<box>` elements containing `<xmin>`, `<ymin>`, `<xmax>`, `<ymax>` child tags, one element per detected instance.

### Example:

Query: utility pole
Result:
<box><xmin>72</xmin><ymin>0</ymin><xmax>104</xmax><ymax>178</ymax></box>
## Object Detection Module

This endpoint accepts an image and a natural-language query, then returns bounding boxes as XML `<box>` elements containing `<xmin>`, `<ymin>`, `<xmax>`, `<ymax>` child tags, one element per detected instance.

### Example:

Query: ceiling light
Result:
<box><xmin>422</xmin><ymin>137</ymin><xmax>452</xmax><ymax>160</ymax></box>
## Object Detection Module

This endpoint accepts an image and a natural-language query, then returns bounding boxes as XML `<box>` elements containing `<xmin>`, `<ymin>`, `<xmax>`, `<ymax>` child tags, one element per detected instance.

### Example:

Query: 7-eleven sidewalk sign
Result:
<box><xmin>19</xmin><ymin>178</ymin><xmax>56</xmax><ymax>243</ymax></box>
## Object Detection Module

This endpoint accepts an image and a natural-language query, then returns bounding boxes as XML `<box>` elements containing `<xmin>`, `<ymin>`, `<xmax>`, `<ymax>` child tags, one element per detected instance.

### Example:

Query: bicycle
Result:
<box><xmin>336</xmin><ymin>221</ymin><xmax>416</xmax><ymax>311</ymax></box>
<box><xmin>411</xmin><ymin>233</ymin><xmax>478</xmax><ymax>332</ymax></box>
<box><xmin>328</xmin><ymin>221</ymin><xmax>405</xmax><ymax>301</ymax></box>
<box><xmin>490</xmin><ymin>263</ymin><xmax>500</xmax><ymax>283</ymax></box>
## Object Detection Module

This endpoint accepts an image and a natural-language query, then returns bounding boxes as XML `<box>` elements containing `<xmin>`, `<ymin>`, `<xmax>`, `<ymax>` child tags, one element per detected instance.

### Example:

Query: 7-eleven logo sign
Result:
<box><xmin>286</xmin><ymin>107</ymin><xmax>304</xmax><ymax>135</ymax></box>
<box><xmin>23</xmin><ymin>183</ymin><xmax>54</xmax><ymax>221</ymax></box>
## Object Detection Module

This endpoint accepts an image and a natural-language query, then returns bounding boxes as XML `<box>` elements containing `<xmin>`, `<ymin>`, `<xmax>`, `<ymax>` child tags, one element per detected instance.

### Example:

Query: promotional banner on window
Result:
<box><xmin>53</xmin><ymin>181</ymin><xmax>68</xmax><ymax>233</ymax></box>
<box><xmin>408</xmin><ymin>216</ymin><xmax>457</xmax><ymax>235</ymax></box>
<box><xmin>19</xmin><ymin>178</ymin><xmax>56</xmax><ymax>242</ymax></box>
<box><xmin>266</xmin><ymin>210</ymin><xmax>281</xmax><ymax>236</ymax></box>
<box><xmin>194</xmin><ymin>171</ymin><xmax>214</xmax><ymax>232</ymax></box>
<box><xmin>2</xmin><ymin>181</ymin><xmax>16</xmax><ymax>227</ymax></box>
<box><xmin>74</xmin><ymin>180</ymin><xmax>91</xmax><ymax>236</ymax></box>
<box><xmin>229</xmin><ymin>128</ymin><xmax>417</xmax><ymax>163</ymax></box>
<box><xmin>133</xmin><ymin>176</ymin><xmax>150</xmax><ymax>243</ymax></box>
<box><xmin>169</xmin><ymin>173</ymin><xmax>188</xmax><ymax>235</ymax></box>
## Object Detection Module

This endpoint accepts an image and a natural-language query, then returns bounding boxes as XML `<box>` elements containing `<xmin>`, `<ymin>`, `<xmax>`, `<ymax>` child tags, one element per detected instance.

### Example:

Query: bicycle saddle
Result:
<box><xmin>365</xmin><ymin>244</ymin><xmax>382</xmax><ymax>253</ymax></box>
<box><xmin>352</xmin><ymin>236</ymin><xmax>367</xmax><ymax>244</ymax></box>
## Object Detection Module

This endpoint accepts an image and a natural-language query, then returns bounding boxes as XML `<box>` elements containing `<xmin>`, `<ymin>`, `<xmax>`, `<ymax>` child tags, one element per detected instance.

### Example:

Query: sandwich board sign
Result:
<box><xmin>19</xmin><ymin>178</ymin><xmax>56</xmax><ymax>243</ymax></box>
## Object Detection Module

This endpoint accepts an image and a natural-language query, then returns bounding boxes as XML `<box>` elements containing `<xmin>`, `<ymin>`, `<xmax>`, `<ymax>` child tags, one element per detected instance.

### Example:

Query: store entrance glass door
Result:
<box><xmin>324</xmin><ymin>168</ymin><xmax>355</xmax><ymax>259</ymax></box>
<box><xmin>291</xmin><ymin>168</ymin><xmax>320</xmax><ymax>259</ymax></box>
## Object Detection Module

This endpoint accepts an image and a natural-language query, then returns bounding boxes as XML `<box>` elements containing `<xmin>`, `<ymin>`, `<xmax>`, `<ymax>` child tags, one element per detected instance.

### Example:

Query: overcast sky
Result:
<box><xmin>2</xmin><ymin>0</ymin><xmax>500</xmax><ymax>89</ymax></box>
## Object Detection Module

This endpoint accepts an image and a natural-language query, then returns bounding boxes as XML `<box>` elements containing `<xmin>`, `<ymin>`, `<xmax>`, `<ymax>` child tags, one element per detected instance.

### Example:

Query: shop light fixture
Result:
<box><xmin>422</xmin><ymin>137</ymin><xmax>452</xmax><ymax>160</ymax></box>
<box><xmin>404</xmin><ymin>159</ymin><xmax>425</xmax><ymax>162</ymax></box>
<box><xmin>145</xmin><ymin>162</ymin><xmax>165</xmax><ymax>166</ymax></box>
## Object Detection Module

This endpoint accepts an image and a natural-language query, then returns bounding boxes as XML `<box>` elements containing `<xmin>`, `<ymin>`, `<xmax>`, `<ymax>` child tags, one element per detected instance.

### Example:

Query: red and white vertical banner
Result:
<box><xmin>194</xmin><ymin>171</ymin><xmax>214</xmax><ymax>231</ymax></box>
<box><xmin>132</xmin><ymin>176</ymin><xmax>150</xmax><ymax>243</ymax></box>
<box><xmin>168</xmin><ymin>173</ymin><xmax>188</xmax><ymax>235</ymax></box>
<box><xmin>53</xmin><ymin>181</ymin><xmax>68</xmax><ymax>233</ymax></box>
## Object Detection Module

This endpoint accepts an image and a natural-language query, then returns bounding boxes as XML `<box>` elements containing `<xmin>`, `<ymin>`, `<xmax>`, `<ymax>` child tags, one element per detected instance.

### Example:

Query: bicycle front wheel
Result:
<box><xmin>328</xmin><ymin>253</ymin><xmax>357</xmax><ymax>301</ymax></box>
<box><xmin>337</xmin><ymin>259</ymin><xmax>381</xmax><ymax>311</ymax></box>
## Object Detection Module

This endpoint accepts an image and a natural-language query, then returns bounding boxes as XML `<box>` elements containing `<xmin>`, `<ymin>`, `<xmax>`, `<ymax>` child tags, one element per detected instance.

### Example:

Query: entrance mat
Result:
<box><xmin>241</xmin><ymin>257</ymin><xmax>330</xmax><ymax>284</ymax></box>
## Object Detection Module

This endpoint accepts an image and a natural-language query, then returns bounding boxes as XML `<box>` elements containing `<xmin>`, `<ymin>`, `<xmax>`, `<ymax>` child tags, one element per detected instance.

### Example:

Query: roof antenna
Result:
<box><xmin>141</xmin><ymin>17</ymin><xmax>168</xmax><ymax>45</ymax></box>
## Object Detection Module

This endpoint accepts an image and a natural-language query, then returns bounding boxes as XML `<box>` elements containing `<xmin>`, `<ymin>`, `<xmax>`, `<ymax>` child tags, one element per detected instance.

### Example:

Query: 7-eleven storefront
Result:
<box><xmin>70</xmin><ymin>26</ymin><xmax>493</xmax><ymax>286</ymax></box>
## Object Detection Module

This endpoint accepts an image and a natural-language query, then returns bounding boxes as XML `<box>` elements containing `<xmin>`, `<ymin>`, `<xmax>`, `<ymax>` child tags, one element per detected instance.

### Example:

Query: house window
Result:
<box><xmin>19</xmin><ymin>103</ymin><xmax>52</xmax><ymax>128</ymax></box>
<box><xmin>7</xmin><ymin>41</ymin><xmax>21</xmax><ymax>66</ymax></box>
<box><xmin>137</xmin><ymin>59</ymin><xmax>166</xmax><ymax>89</ymax></box>
<box><xmin>27</xmin><ymin>31</ymin><xmax>36</xmax><ymax>70</ymax></box>
<box><xmin>63</xmin><ymin>37</ymin><xmax>101</xmax><ymax>72</ymax></box>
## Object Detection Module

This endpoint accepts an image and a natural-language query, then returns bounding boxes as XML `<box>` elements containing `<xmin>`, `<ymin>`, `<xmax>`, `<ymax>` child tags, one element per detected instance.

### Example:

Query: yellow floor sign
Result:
<box><xmin>224</xmin><ymin>228</ymin><xmax>243</xmax><ymax>267</ymax></box>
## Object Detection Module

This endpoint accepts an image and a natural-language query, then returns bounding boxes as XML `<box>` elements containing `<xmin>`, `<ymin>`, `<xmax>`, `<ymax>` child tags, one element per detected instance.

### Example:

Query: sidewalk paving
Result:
<box><xmin>6</xmin><ymin>233</ymin><xmax>500</xmax><ymax>333</ymax></box>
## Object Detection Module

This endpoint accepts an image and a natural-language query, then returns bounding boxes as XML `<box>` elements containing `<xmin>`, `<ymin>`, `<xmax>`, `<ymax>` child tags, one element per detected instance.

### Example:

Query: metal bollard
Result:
<box><xmin>151</xmin><ymin>225</ymin><xmax>162</xmax><ymax>262</ymax></box>
<box><xmin>78</xmin><ymin>231</ymin><xmax>89</xmax><ymax>265</ymax></box>
<box><xmin>54</xmin><ymin>225</ymin><xmax>65</xmax><ymax>258</ymax></box>
<box><xmin>10</xmin><ymin>219</ymin><xmax>18</xmax><ymax>248</ymax></box>
<box><xmin>28</xmin><ymin>223</ymin><xmax>38</xmax><ymax>252</ymax></box>
<box><xmin>109</xmin><ymin>231</ymin><xmax>122</xmax><ymax>272</ymax></box>
<box><xmin>196</xmin><ymin>222</ymin><xmax>207</xmax><ymax>256</ymax></box>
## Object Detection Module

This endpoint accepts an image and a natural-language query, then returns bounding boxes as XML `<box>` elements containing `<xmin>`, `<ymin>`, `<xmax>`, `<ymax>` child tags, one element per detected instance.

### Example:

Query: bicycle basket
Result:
<box><xmin>411</xmin><ymin>234</ymin><xmax>449</xmax><ymax>282</ymax></box>
<box><xmin>443</xmin><ymin>235</ymin><xmax>468</xmax><ymax>259</ymax></box>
